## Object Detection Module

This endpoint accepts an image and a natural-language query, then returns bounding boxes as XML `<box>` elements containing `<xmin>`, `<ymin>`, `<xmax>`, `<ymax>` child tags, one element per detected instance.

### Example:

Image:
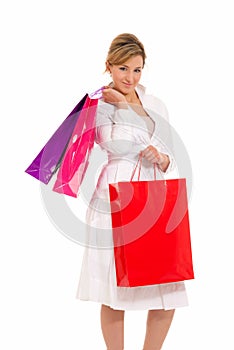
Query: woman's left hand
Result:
<box><xmin>140</xmin><ymin>145</ymin><xmax>170</xmax><ymax>172</ymax></box>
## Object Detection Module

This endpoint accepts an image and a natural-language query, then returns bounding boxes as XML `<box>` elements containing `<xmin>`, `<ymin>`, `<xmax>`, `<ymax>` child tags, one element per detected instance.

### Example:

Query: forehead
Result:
<box><xmin>120</xmin><ymin>55</ymin><xmax>143</xmax><ymax>67</ymax></box>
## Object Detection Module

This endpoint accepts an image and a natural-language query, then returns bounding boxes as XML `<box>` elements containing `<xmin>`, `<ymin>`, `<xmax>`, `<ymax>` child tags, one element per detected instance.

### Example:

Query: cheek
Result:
<box><xmin>112</xmin><ymin>72</ymin><xmax>122</xmax><ymax>81</ymax></box>
<box><xmin>135</xmin><ymin>74</ymin><xmax>142</xmax><ymax>82</ymax></box>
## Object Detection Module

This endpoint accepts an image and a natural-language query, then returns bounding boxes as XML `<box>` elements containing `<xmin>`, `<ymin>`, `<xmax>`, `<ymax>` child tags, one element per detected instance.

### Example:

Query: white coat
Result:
<box><xmin>76</xmin><ymin>84</ymin><xmax>188</xmax><ymax>310</ymax></box>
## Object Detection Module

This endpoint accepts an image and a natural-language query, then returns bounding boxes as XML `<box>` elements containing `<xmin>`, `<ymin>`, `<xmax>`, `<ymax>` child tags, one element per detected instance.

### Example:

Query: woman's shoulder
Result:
<box><xmin>136</xmin><ymin>84</ymin><xmax>169</xmax><ymax>120</ymax></box>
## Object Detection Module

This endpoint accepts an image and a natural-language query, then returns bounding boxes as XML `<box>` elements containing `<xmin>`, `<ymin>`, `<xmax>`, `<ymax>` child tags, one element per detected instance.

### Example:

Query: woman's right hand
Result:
<box><xmin>102</xmin><ymin>87</ymin><xmax>128</xmax><ymax>108</ymax></box>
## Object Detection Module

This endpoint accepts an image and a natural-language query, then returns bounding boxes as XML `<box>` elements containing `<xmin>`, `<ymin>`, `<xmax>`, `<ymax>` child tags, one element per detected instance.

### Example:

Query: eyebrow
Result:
<box><xmin>121</xmin><ymin>64</ymin><xmax>142</xmax><ymax>69</ymax></box>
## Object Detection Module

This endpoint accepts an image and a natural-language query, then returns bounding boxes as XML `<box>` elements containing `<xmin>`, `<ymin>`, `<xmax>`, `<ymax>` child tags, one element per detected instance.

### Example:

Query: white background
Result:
<box><xmin>1</xmin><ymin>0</ymin><xmax>234</xmax><ymax>349</ymax></box>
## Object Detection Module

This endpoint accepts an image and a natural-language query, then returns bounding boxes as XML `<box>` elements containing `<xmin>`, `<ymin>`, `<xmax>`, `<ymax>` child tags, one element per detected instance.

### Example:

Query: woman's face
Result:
<box><xmin>108</xmin><ymin>55</ymin><xmax>143</xmax><ymax>96</ymax></box>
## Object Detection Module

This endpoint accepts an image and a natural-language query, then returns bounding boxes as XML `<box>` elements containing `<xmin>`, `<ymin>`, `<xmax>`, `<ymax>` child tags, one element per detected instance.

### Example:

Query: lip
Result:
<box><xmin>123</xmin><ymin>82</ymin><xmax>132</xmax><ymax>88</ymax></box>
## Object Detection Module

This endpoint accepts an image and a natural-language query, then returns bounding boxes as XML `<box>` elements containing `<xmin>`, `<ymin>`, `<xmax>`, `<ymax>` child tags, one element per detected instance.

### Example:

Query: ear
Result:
<box><xmin>105</xmin><ymin>61</ymin><xmax>111</xmax><ymax>73</ymax></box>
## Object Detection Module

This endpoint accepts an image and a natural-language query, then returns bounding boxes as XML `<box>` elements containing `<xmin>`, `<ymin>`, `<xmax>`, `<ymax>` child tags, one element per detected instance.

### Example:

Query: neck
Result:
<box><xmin>125</xmin><ymin>90</ymin><xmax>139</xmax><ymax>104</ymax></box>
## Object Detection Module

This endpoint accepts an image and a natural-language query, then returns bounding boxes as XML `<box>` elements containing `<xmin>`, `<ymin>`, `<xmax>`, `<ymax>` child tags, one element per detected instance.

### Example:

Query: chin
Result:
<box><xmin>113</xmin><ymin>84</ymin><xmax>135</xmax><ymax>95</ymax></box>
<box><xmin>121</xmin><ymin>87</ymin><xmax>135</xmax><ymax>95</ymax></box>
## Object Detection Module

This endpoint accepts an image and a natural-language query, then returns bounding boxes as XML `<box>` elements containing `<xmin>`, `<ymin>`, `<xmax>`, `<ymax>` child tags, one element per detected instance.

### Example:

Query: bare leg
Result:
<box><xmin>100</xmin><ymin>304</ymin><xmax>125</xmax><ymax>350</ymax></box>
<box><xmin>142</xmin><ymin>309</ymin><xmax>175</xmax><ymax>350</ymax></box>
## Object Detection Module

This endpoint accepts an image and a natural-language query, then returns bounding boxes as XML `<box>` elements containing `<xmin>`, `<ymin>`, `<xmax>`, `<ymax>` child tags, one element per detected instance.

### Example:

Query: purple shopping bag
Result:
<box><xmin>25</xmin><ymin>94</ymin><xmax>87</xmax><ymax>184</ymax></box>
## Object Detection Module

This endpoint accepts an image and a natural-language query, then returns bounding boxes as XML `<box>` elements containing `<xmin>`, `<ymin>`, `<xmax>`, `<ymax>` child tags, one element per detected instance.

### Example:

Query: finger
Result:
<box><xmin>143</xmin><ymin>149</ymin><xmax>157</xmax><ymax>158</ymax></box>
<box><xmin>147</xmin><ymin>154</ymin><xmax>155</xmax><ymax>161</ymax></box>
<box><xmin>141</xmin><ymin>148</ymin><xmax>151</xmax><ymax>156</ymax></box>
<box><xmin>102</xmin><ymin>88</ymin><xmax>111</xmax><ymax>96</ymax></box>
<box><xmin>149</xmin><ymin>145</ymin><xmax>159</xmax><ymax>153</ymax></box>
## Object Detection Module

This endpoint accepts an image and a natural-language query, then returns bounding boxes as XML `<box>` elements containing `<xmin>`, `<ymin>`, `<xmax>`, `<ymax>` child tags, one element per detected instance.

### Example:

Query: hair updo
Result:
<box><xmin>106</xmin><ymin>33</ymin><xmax>146</xmax><ymax>70</ymax></box>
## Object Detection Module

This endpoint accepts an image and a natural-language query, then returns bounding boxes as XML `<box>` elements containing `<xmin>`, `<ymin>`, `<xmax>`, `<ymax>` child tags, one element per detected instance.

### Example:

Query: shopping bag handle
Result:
<box><xmin>130</xmin><ymin>154</ymin><xmax>157</xmax><ymax>181</ymax></box>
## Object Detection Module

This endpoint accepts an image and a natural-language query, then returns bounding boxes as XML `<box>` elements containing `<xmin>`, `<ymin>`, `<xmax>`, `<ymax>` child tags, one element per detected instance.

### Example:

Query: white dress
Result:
<box><xmin>76</xmin><ymin>84</ymin><xmax>188</xmax><ymax>310</ymax></box>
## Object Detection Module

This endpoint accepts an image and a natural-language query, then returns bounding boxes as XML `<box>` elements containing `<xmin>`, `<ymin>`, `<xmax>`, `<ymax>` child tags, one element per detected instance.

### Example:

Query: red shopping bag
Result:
<box><xmin>109</xmin><ymin>158</ymin><xmax>194</xmax><ymax>287</ymax></box>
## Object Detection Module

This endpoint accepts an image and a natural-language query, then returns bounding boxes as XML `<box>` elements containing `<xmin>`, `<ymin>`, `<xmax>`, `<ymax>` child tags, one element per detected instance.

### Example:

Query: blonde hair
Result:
<box><xmin>106</xmin><ymin>33</ymin><xmax>146</xmax><ymax>71</ymax></box>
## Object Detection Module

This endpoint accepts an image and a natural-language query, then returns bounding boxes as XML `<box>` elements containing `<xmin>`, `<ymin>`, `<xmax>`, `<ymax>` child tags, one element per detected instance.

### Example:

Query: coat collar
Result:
<box><xmin>135</xmin><ymin>84</ymin><xmax>146</xmax><ymax>100</ymax></box>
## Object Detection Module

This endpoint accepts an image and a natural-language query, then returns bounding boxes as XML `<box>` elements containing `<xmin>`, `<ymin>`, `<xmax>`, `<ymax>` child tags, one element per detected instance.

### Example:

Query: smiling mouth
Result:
<box><xmin>123</xmin><ymin>83</ymin><xmax>132</xmax><ymax>87</ymax></box>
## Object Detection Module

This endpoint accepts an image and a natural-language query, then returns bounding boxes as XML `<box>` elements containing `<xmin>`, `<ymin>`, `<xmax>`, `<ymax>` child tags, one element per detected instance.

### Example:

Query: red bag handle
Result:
<box><xmin>130</xmin><ymin>154</ymin><xmax>157</xmax><ymax>181</ymax></box>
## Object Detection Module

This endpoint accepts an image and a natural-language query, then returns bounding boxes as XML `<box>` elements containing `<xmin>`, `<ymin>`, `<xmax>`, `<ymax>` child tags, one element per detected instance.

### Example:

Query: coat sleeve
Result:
<box><xmin>151</xmin><ymin>135</ymin><xmax>176</xmax><ymax>174</ymax></box>
<box><xmin>146</xmin><ymin>95</ymin><xmax>176</xmax><ymax>174</ymax></box>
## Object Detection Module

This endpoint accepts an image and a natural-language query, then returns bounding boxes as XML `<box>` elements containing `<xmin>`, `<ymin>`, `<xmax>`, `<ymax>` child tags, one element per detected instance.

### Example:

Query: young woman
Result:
<box><xmin>77</xmin><ymin>33</ymin><xmax>188</xmax><ymax>350</ymax></box>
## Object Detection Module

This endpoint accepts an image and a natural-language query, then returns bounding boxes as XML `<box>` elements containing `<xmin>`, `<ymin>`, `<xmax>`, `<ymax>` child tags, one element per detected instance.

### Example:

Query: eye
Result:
<box><xmin>134</xmin><ymin>68</ymin><xmax>142</xmax><ymax>73</ymax></box>
<box><xmin>119</xmin><ymin>67</ymin><xmax>127</xmax><ymax>71</ymax></box>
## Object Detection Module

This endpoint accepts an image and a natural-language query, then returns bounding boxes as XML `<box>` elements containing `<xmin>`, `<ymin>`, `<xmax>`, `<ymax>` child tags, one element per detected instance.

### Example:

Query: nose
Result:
<box><xmin>125</xmin><ymin>71</ymin><xmax>133</xmax><ymax>83</ymax></box>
